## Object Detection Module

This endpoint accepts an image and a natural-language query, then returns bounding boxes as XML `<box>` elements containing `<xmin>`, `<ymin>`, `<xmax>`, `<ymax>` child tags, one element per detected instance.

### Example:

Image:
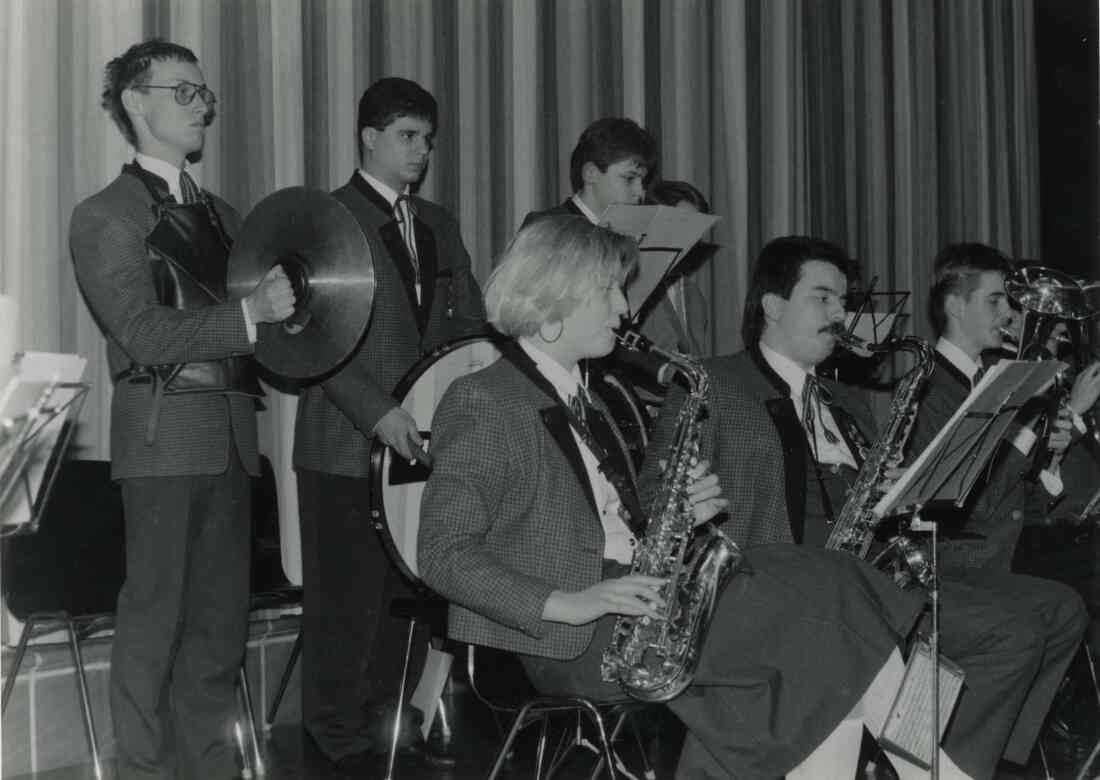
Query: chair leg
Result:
<box><xmin>578</xmin><ymin>701</ymin><xmax>618</xmax><ymax>780</ymax></box>
<box><xmin>384</xmin><ymin>617</ymin><xmax>417</xmax><ymax>780</ymax></box>
<box><xmin>65</xmin><ymin>617</ymin><xmax>104</xmax><ymax>780</ymax></box>
<box><xmin>265</xmin><ymin>632</ymin><xmax>301</xmax><ymax>729</ymax></box>
<box><xmin>626</xmin><ymin>712</ymin><xmax>654</xmax><ymax>779</ymax></box>
<box><xmin>488</xmin><ymin>700</ymin><xmax>540</xmax><ymax>780</ymax></box>
<box><xmin>534</xmin><ymin>713</ymin><xmax>551</xmax><ymax>780</ymax></box>
<box><xmin>237</xmin><ymin>665</ymin><xmax>266</xmax><ymax>776</ymax></box>
<box><xmin>1</xmin><ymin>617</ymin><xmax>35</xmax><ymax>714</ymax></box>
<box><xmin>1082</xmin><ymin>639</ymin><xmax>1100</xmax><ymax>711</ymax></box>
<box><xmin>587</xmin><ymin>711</ymin><xmax>631</xmax><ymax>780</ymax></box>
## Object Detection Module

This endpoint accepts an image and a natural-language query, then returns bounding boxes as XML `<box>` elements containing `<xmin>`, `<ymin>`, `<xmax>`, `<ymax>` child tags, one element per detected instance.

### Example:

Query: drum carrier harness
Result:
<box><xmin>113</xmin><ymin>162</ymin><xmax>262</xmax><ymax>444</ymax></box>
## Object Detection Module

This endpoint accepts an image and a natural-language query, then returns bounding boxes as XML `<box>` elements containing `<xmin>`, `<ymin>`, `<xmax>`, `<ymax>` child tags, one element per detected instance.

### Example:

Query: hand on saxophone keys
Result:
<box><xmin>659</xmin><ymin>458</ymin><xmax>729</xmax><ymax>527</ymax></box>
<box><xmin>542</xmin><ymin>576</ymin><xmax>668</xmax><ymax>626</ymax></box>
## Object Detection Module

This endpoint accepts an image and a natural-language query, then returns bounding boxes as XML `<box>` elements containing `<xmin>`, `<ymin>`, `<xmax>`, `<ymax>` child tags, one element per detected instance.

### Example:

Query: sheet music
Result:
<box><xmin>601</xmin><ymin>205</ymin><xmax>719</xmax><ymax>314</ymax></box>
<box><xmin>844</xmin><ymin>311</ymin><xmax>898</xmax><ymax>345</ymax></box>
<box><xmin>873</xmin><ymin>359</ymin><xmax>1063</xmax><ymax>518</ymax></box>
<box><xmin>0</xmin><ymin>352</ymin><xmax>88</xmax><ymax>528</ymax></box>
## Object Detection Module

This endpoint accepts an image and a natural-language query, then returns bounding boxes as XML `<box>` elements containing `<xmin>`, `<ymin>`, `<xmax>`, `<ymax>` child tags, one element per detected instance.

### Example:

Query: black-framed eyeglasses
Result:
<box><xmin>141</xmin><ymin>81</ymin><xmax>217</xmax><ymax>107</ymax></box>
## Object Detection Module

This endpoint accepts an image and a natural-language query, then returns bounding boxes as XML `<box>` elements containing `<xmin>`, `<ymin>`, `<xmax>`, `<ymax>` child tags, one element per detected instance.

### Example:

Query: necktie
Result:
<box><xmin>802</xmin><ymin>374</ymin><xmax>840</xmax><ymax>453</ymax></box>
<box><xmin>394</xmin><ymin>195</ymin><xmax>419</xmax><ymax>273</ymax></box>
<box><xmin>179</xmin><ymin>170</ymin><xmax>201</xmax><ymax>204</ymax></box>
<box><xmin>971</xmin><ymin>364</ymin><xmax>988</xmax><ymax>390</ymax></box>
<box><xmin>569</xmin><ymin>390</ymin><xmax>590</xmax><ymax>426</ymax></box>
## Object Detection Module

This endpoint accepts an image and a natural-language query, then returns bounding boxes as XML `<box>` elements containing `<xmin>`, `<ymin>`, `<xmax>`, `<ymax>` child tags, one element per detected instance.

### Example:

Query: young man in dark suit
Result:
<box><xmin>292</xmin><ymin>77</ymin><xmax>485</xmax><ymax>769</ymax></box>
<box><xmin>520</xmin><ymin>116</ymin><xmax>656</xmax><ymax>229</ymax></box>
<box><xmin>69</xmin><ymin>39</ymin><xmax>294</xmax><ymax>780</ymax></box>
<box><xmin>642</xmin><ymin>236</ymin><xmax>1088</xmax><ymax>780</ymax></box>
<box><xmin>909</xmin><ymin>243</ymin><xmax>1100</xmax><ymax>573</ymax></box>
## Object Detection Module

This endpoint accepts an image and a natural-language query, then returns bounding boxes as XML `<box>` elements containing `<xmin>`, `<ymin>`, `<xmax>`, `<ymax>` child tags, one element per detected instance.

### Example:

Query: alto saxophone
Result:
<box><xmin>824</xmin><ymin>325</ymin><xmax>936</xmax><ymax>588</ymax></box>
<box><xmin>600</xmin><ymin>331</ymin><xmax>744</xmax><ymax>702</ymax></box>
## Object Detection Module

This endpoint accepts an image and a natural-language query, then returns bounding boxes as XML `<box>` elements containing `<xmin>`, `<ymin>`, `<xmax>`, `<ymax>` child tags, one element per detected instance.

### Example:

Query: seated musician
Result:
<box><xmin>911</xmin><ymin>244</ymin><xmax>1099</xmax><ymax>573</ymax></box>
<box><xmin>641</xmin><ymin>235</ymin><xmax>1088</xmax><ymax>780</ymax></box>
<box><xmin>418</xmin><ymin>215</ymin><xmax>964</xmax><ymax>779</ymax></box>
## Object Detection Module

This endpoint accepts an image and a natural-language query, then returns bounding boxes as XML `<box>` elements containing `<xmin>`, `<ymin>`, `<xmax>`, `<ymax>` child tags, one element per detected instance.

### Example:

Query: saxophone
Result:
<box><xmin>600</xmin><ymin>331</ymin><xmax>745</xmax><ymax>702</ymax></box>
<box><xmin>823</xmin><ymin>325</ymin><xmax>936</xmax><ymax>588</ymax></box>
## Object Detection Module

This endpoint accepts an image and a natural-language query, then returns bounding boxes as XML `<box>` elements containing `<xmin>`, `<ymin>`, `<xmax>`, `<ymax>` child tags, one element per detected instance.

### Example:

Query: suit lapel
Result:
<box><xmin>584</xmin><ymin>402</ymin><xmax>646</xmax><ymax>537</ymax></box>
<box><xmin>501</xmin><ymin>343</ymin><xmax>600</xmax><ymax>517</ymax></box>
<box><xmin>347</xmin><ymin>173</ymin><xmax>425</xmax><ymax>329</ymax></box>
<box><xmin>748</xmin><ymin>347</ymin><xmax>809</xmax><ymax>543</ymax></box>
<box><xmin>561</xmin><ymin>198</ymin><xmax>585</xmax><ymax>218</ymax></box>
<box><xmin>935</xmin><ymin>352</ymin><xmax>972</xmax><ymax>397</ymax></box>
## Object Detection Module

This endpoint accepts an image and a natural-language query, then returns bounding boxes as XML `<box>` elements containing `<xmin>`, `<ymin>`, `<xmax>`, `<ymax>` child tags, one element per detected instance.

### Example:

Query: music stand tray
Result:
<box><xmin>1</xmin><ymin>352</ymin><xmax>89</xmax><ymax>537</ymax></box>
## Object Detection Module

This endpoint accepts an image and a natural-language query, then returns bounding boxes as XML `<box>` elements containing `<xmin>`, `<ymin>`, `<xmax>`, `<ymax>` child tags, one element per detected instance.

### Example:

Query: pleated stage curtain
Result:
<box><xmin>1</xmin><ymin>0</ymin><xmax>1039</xmax><ymax>582</ymax></box>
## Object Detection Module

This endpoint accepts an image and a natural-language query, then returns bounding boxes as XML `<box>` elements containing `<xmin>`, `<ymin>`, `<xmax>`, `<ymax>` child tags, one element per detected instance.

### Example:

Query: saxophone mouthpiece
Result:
<box><xmin>615</xmin><ymin>329</ymin><xmax>681</xmax><ymax>386</ymax></box>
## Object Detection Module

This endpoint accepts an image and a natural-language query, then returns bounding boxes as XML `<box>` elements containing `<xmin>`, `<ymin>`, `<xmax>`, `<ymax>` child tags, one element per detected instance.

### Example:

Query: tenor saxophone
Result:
<box><xmin>600</xmin><ymin>331</ymin><xmax>744</xmax><ymax>702</ymax></box>
<box><xmin>824</xmin><ymin>325</ymin><xmax>936</xmax><ymax>588</ymax></box>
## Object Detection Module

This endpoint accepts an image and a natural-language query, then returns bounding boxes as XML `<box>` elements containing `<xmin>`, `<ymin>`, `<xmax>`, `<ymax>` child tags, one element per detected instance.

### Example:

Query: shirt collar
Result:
<box><xmin>570</xmin><ymin>194</ymin><xmax>602</xmax><ymax>225</ymax></box>
<box><xmin>518</xmin><ymin>337</ymin><xmax>584</xmax><ymax>401</ymax></box>
<box><xmin>135</xmin><ymin>153</ymin><xmax>193</xmax><ymax>202</ymax></box>
<box><xmin>935</xmin><ymin>337</ymin><xmax>982</xmax><ymax>382</ymax></box>
<box><xmin>759</xmin><ymin>341</ymin><xmax>814</xmax><ymax>398</ymax></box>
<box><xmin>357</xmin><ymin>169</ymin><xmax>408</xmax><ymax>209</ymax></box>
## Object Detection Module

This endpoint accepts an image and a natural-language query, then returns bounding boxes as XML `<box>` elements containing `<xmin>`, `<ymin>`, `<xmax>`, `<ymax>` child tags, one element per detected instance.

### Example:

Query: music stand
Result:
<box><xmin>843</xmin><ymin>286</ymin><xmax>910</xmax><ymax>346</ymax></box>
<box><xmin>873</xmin><ymin>358</ymin><xmax>1063</xmax><ymax>779</ymax></box>
<box><xmin>600</xmin><ymin>204</ymin><xmax>719</xmax><ymax>322</ymax></box>
<box><xmin>1</xmin><ymin>352</ymin><xmax>89</xmax><ymax>536</ymax></box>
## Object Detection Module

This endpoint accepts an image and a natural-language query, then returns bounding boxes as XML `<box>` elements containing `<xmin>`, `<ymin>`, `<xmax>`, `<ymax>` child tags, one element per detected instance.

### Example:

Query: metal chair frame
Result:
<box><xmin>466</xmin><ymin>645</ymin><xmax>654</xmax><ymax>780</ymax></box>
<box><xmin>1</xmin><ymin>612</ymin><xmax>264</xmax><ymax>779</ymax></box>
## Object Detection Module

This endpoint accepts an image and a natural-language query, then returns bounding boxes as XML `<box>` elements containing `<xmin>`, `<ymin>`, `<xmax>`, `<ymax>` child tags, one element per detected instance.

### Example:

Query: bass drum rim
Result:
<box><xmin>368</xmin><ymin>333</ymin><xmax>506</xmax><ymax>586</ymax></box>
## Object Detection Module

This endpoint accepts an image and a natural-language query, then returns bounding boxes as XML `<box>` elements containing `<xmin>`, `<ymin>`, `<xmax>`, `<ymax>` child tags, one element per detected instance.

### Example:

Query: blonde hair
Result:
<box><xmin>486</xmin><ymin>216</ymin><xmax>638</xmax><ymax>337</ymax></box>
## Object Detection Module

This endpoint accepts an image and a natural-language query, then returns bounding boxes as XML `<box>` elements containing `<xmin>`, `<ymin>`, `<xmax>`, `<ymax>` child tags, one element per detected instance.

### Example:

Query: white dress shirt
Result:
<box><xmin>519</xmin><ymin>338</ymin><xmax>637</xmax><ymax>563</ymax></box>
<box><xmin>570</xmin><ymin>194</ymin><xmax>602</xmax><ymax>225</ymax></box>
<box><xmin>760</xmin><ymin>343</ymin><xmax>858</xmax><ymax>469</ymax></box>
<box><xmin>135</xmin><ymin>153</ymin><xmax>256</xmax><ymax>343</ymax></box>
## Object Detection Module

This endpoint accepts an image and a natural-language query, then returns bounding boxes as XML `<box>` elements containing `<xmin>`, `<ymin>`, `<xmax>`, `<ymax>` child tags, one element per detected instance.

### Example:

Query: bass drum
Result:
<box><xmin>588</xmin><ymin>368</ymin><xmax>651</xmax><ymax>471</ymax></box>
<box><xmin>368</xmin><ymin>335</ymin><xmax>505</xmax><ymax>582</ymax></box>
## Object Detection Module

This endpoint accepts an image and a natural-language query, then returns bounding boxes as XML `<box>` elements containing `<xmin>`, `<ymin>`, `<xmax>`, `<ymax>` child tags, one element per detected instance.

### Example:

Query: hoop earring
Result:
<box><xmin>539</xmin><ymin>320</ymin><xmax>564</xmax><ymax>344</ymax></box>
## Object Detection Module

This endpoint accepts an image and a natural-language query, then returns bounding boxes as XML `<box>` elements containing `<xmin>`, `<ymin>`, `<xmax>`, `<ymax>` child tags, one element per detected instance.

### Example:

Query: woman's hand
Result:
<box><xmin>542</xmin><ymin>575</ymin><xmax>667</xmax><ymax>626</ymax></box>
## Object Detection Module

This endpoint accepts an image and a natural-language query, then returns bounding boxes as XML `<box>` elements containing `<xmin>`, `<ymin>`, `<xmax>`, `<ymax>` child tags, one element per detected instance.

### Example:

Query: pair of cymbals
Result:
<box><xmin>227</xmin><ymin>187</ymin><xmax>375</xmax><ymax>379</ymax></box>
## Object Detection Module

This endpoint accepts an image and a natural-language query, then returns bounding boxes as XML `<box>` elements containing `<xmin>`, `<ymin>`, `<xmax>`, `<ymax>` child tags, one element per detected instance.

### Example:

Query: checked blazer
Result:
<box><xmin>640</xmin><ymin>347</ymin><xmax>878</xmax><ymax>549</ymax></box>
<box><xmin>293</xmin><ymin>173</ymin><xmax>485</xmax><ymax>477</ymax></box>
<box><xmin>418</xmin><ymin>345</ymin><xmax>633</xmax><ymax>661</ymax></box>
<box><xmin>69</xmin><ymin>165</ymin><xmax>259</xmax><ymax>480</ymax></box>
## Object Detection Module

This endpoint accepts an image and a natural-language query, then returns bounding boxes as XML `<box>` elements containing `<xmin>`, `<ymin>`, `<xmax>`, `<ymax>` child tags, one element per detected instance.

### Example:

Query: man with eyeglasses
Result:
<box><xmin>70</xmin><ymin>39</ymin><xmax>294</xmax><ymax>780</ymax></box>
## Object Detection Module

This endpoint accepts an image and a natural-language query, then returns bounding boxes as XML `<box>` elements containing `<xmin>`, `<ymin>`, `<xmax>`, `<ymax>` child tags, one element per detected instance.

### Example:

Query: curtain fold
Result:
<box><xmin>4</xmin><ymin>0</ymin><xmax>1041</xmax><ymax>580</ymax></box>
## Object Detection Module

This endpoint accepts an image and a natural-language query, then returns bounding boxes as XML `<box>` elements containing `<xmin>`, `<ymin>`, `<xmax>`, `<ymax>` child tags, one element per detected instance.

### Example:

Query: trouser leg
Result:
<box><xmin>297</xmin><ymin>469</ymin><xmax>422</xmax><ymax>760</ymax></box>
<box><xmin>169</xmin><ymin>450</ymin><xmax>251</xmax><ymax>780</ymax></box>
<box><xmin>111</xmin><ymin>475</ymin><xmax>199</xmax><ymax>779</ymax></box>
<box><xmin>936</xmin><ymin>572</ymin><xmax>1086</xmax><ymax>779</ymax></box>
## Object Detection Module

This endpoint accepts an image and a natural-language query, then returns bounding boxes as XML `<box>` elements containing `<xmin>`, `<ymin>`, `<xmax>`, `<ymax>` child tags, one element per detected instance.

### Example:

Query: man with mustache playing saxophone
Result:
<box><xmin>642</xmin><ymin>235</ymin><xmax>1087</xmax><ymax>780</ymax></box>
<box><xmin>418</xmin><ymin>216</ymin><xmax>966</xmax><ymax>780</ymax></box>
